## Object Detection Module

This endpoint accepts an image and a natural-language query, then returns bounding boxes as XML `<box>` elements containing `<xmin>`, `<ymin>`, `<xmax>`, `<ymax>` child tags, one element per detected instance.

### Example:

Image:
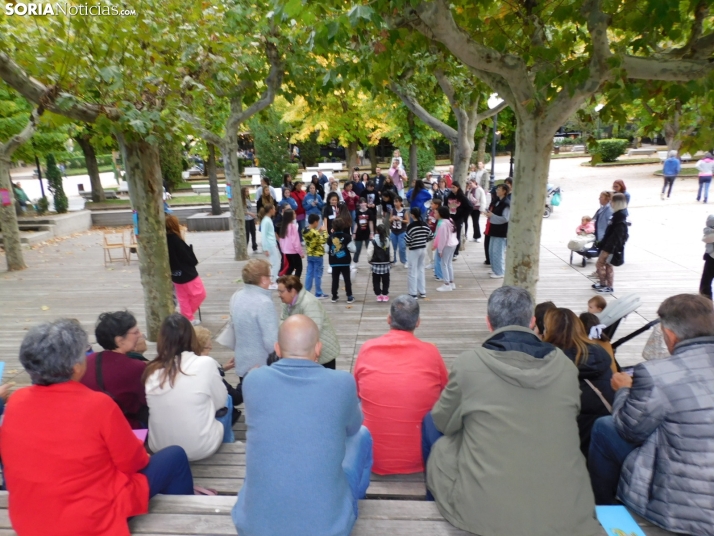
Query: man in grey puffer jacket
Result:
<box><xmin>588</xmin><ymin>293</ymin><xmax>714</xmax><ymax>535</ymax></box>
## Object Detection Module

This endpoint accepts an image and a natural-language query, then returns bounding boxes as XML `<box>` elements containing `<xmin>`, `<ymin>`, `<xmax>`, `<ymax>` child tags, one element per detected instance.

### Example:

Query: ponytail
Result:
<box><xmin>258</xmin><ymin>203</ymin><xmax>274</xmax><ymax>221</ymax></box>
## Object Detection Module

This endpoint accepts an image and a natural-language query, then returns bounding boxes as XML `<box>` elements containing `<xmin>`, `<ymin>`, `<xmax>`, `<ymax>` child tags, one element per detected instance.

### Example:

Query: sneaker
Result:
<box><xmin>315</xmin><ymin>294</ymin><xmax>328</xmax><ymax>300</ymax></box>
<box><xmin>487</xmin><ymin>270</ymin><xmax>494</xmax><ymax>275</ymax></box>
<box><xmin>347</xmin><ymin>296</ymin><xmax>355</xmax><ymax>304</ymax></box>
<box><xmin>425</xmin><ymin>263</ymin><xmax>433</xmax><ymax>269</ymax></box>
<box><xmin>191</xmin><ymin>319</ymin><xmax>201</xmax><ymax>326</ymax></box>
<box><xmin>434</xmin><ymin>275</ymin><xmax>442</xmax><ymax>281</ymax></box>
<box><xmin>328</xmin><ymin>266</ymin><xmax>333</xmax><ymax>274</ymax></box>
<box><xmin>592</xmin><ymin>283</ymin><xmax>604</xmax><ymax>289</ymax></box>
<box><xmin>377</xmin><ymin>295</ymin><xmax>383</xmax><ymax>302</ymax></box>
<box><xmin>484</xmin><ymin>260</ymin><xmax>490</xmax><ymax>265</ymax></box>
<box><xmin>403</xmin><ymin>263</ymin><xmax>408</xmax><ymax>269</ymax></box>
<box><xmin>450</xmin><ymin>283</ymin><xmax>456</xmax><ymax>289</ymax></box>
<box><xmin>453</xmin><ymin>256</ymin><xmax>458</xmax><ymax>261</ymax></box>
<box><xmin>410</xmin><ymin>294</ymin><xmax>418</xmax><ymax>299</ymax></box>
<box><xmin>587</xmin><ymin>271</ymin><xmax>599</xmax><ymax>279</ymax></box>
<box><xmin>489</xmin><ymin>274</ymin><xmax>504</xmax><ymax>279</ymax></box>
<box><xmin>383</xmin><ymin>295</ymin><xmax>390</xmax><ymax>302</ymax></box>
<box><xmin>596</xmin><ymin>287</ymin><xmax>614</xmax><ymax>293</ymax></box>
<box><xmin>436</xmin><ymin>284</ymin><xmax>453</xmax><ymax>292</ymax></box>
<box><xmin>351</xmin><ymin>263</ymin><xmax>358</xmax><ymax>270</ymax></box>
<box><xmin>331</xmin><ymin>297</ymin><xmax>339</xmax><ymax>303</ymax></box>
<box><xmin>661</xmin><ymin>193</ymin><xmax>665</xmax><ymax>200</ymax></box>
<box><xmin>268</xmin><ymin>283</ymin><xmax>278</xmax><ymax>290</ymax></box>
<box><xmin>419</xmin><ymin>294</ymin><xmax>427</xmax><ymax>299</ymax></box>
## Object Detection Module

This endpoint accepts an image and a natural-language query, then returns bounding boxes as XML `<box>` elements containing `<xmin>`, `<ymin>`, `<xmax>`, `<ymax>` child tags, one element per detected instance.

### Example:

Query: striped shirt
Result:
<box><xmin>405</xmin><ymin>221</ymin><xmax>432</xmax><ymax>250</ymax></box>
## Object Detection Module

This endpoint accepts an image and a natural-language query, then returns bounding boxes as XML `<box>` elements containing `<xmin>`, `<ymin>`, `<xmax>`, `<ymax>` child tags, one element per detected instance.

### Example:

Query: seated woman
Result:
<box><xmin>80</xmin><ymin>311</ymin><xmax>149</xmax><ymax>428</ymax></box>
<box><xmin>543</xmin><ymin>308</ymin><xmax>614</xmax><ymax>457</ymax></box>
<box><xmin>1</xmin><ymin>319</ymin><xmax>193</xmax><ymax>535</ymax></box>
<box><xmin>144</xmin><ymin>314</ymin><xmax>229</xmax><ymax>462</ymax></box>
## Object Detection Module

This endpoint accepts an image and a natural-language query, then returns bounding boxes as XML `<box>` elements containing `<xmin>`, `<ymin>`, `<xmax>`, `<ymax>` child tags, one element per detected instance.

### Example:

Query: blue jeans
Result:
<box><xmin>587</xmin><ymin>416</ymin><xmax>640</xmax><ymax>505</ymax></box>
<box><xmin>421</xmin><ymin>413</ymin><xmax>443</xmax><ymax>501</ymax></box>
<box><xmin>305</xmin><ymin>256</ymin><xmax>324</xmax><ymax>295</ymax></box>
<box><xmin>342</xmin><ymin>426</ymin><xmax>374</xmax><ymax>513</ymax></box>
<box><xmin>297</xmin><ymin>218</ymin><xmax>306</xmax><ymax>239</ymax></box>
<box><xmin>434</xmin><ymin>249</ymin><xmax>443</xmax><ymax>280</ymax></box>
<box><xmin>489</xmin><ymin>237</ymin><xmax>507</xmax><ymax>276</ymax></box>
<box><xmin>353</xmin><ymin>240</ymin><xmax>369</xmax><ymax>263</ymax></box>
<box><xmin>139</xmin><ymin>445</ymin><xmax>194</xmax><ymax>497</ymax></box>
<box><xmin>390</xmin><ymin>232</ymin><xmax>407</xmax><ymax>264</ymax></box>
<box><xmin>697</xmin><ymin>177</ymin><xmax>712</xmax><ymax>202</ymax></box>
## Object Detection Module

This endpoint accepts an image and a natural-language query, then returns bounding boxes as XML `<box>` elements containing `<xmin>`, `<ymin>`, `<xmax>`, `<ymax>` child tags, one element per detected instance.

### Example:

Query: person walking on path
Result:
<box><xmin>696</xmin><ymin>152</ymin><xmax>714</xmax><ymax>203</ymax></box>
<box><xmin>466</xmin><ymin>179</ymin><xmax>487</xmax><ymax>242</ymax></box>
<box><xmin>367</xmin><ymin>224</ymin><xmax>392</xmax><ymax>302</ymax></box>
<box><xmin>485</xmin><ymin>184</ymin><xmax>511</xmax><ymax>279</ymax></box>
<box><xmin>405</xmin><ymin>207</ymin><xmax>431</xmax><ymax>299</ymax></box>
<box><xmin>165</xmin><ymin>215</ymin><xmax>206</xmax><ymax>325</ymax></box>
<box><xmin>661</xmin><ymin>151</ymin><xmax>681</xmax><ymax>200</ymax></box>
<box><xmin>278</xmin><ymin>209</ymin><xmax>304</xmax><ymax>278</ymax></box>
<box><xmin>242</xmin><ymin>187</ymin><xmax>258</xmax><ymax>253</ymax></box>
<box><xmin>328</xmin><ymin>218</ymin><xmax>354</xmax><ymax>304</ymax></box>
<box><xmin>434</xmin><ymin>206</ymin><xmax>458</xmax><ymax>292</ymax></box>
<box><xmin>259</xmin><ymin>204</ymin><xmax>280</xmax><ymax>289</ymax></box>
<box><xmin>593</xmin><ymin>193</ymin><xmax>629</xmax><ymax>294</ymax></box>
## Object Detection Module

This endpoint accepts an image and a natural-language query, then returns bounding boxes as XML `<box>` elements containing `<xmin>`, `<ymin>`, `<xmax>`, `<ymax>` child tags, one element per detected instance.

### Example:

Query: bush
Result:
<box><xmin>250</xmin><ymin>109</ymin><xmax>292</xmax><ymax>188</ymax></box>
<box><xmin>592</xmin><ymin>139</ymin><xmax>628</xmax><ymax>163</ymax></box>
<box><xmin>36</xmin><ymin>197</ymin><xmax>49</xmax><ymax>215</ymax></box>
<box><xmin>399</xmin><ymin>145</ymin><xmax>436</xmax><ymax>181</ymax></box>
<box><xmin>45</xmin><ymin>154</ymin><xmax>68</xmax><ymax>213</ymax></box>
<box><xmin>470</xmin><ymin>151</ymin><xmax>491</xmax><ymax>165</ymax></box>
<box><xmin>64</xmin><ymin>154</ymin><xmax>113</xmax><ymax>169</ymax></box>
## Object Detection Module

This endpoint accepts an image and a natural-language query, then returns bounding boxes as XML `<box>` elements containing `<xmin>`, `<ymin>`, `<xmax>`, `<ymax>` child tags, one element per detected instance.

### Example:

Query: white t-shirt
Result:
<box><xmin>146</xmin><ymin>352</ymin><xmax>228</xmax><ymax>461</ymax></box>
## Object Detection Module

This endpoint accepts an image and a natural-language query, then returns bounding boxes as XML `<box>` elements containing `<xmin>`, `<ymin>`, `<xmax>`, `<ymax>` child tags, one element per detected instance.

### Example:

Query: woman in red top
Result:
<box><xmin>0</xmin><ymin>319</ymin><xmax>194</xmax><ymax>536</ymax></box>
<box><xmin>290</xmin><ymin>181</ymin><xmax>307</xmax><ymax>238</ymax></box>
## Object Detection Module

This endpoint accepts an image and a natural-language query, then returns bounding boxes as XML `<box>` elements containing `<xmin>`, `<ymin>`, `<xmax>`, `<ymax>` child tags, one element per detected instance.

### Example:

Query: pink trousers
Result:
<box><xmin>174</xmin><ymin>276</ymin><xmax>206</xmax><ymax>321</ymax></box>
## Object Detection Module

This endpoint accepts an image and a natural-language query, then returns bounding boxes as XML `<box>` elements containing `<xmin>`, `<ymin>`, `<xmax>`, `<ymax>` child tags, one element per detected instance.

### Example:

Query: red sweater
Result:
<box><xmin>81</xmin><ymin>351</ymin><xmax>147</xmax><ymax>428</ymax></box>
<box><xmin>354</xmin><ymin>330</ymin><xmax>448</xmax><ymax>474</ymax></box>
<box><xmin>290</xmin><ymin>190</ymin><xmax>306</xmax><ymax>218</ymax></box>
<box><xmin>0</xmin><ymin>381</ymin><xmax>150</xmax><ymax>535</ymax></box>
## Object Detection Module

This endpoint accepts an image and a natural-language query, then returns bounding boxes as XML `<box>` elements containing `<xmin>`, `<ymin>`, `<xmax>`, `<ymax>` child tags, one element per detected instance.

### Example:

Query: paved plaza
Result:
<box><xmin>0</xmin><ymin>156</ymin><xmax>709</xmax><ymax>390</ymax></box>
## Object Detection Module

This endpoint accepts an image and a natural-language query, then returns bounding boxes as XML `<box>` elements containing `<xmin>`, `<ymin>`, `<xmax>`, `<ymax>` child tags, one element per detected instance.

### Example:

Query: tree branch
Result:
<box><xmin>0</xmin><ymin>108</ymin><xmax>42</xmax><ymax>158</ymax></box>
<box><xmin>641</xmin><ymin>100</ymin><xmax>657</xmax><ymax>117</ymax></box>
<box><xmin>475</xmin><ymin>100</ymin><xmax>508</xmax><ymax>122</ymax></box>
<box><xmin>225</xmin><ymin>41</ymin><xmax>284</xmax><ymax>135</ymax></box>
<box><xmin>0</xmin><ymin>51</ymin><xmax>120</xmax><ymax>123</ymax></box>
<box><xmin>622</xmin><ymin>55</ymin><xmax>714</xmax><ymax>81</ymax></box>
<box><xmin>433</xmin><ymin>68</ymin><xmax>458</xmax><ymax>110</ymax></box>
<box><xmin>668</xmin><ymin>2</ymin><xmax>713</xmax><ymax>59</ymax></box>
<box><xmin>177</xmin><ymin>111</ymin><xmax>226</xmax><ymax>148</ymax></box>
<box><xmin>389</xmin><ymin>82</ymin><xmax>458</xmax><ymax>142</ymax></box>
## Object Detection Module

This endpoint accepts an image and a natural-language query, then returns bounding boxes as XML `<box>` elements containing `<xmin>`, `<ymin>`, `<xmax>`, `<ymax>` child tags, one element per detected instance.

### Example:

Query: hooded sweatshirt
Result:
<box><xmin>703</xmin><ymin>214</ymin><xmax>714</xmax><ymax>258</ymax></box>
<box><xmin>145</xmin><ymin>351</ymin><xmax>228</xmax><ymax>461</ymax></box>
<box><xmin>427</xmin><ymin>326</ymin><xmax>600</xmax><ymax>536</ymax></box>
<box><xmin>696</xmin><ymin>154</ymin><xmax>714</xmax><ymax>177</ymax></box>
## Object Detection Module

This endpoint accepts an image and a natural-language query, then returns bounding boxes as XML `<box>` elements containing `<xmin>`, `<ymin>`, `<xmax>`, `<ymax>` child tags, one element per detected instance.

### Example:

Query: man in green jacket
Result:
<box><xmin>277</xmin><ymin>275</ymin><xmax>340</xmax><ymax>369</ymax></box>
<box><xmin>422</xmin><ymin>286</ymin><xmax>600</xmax><ymax>536</ymax></box>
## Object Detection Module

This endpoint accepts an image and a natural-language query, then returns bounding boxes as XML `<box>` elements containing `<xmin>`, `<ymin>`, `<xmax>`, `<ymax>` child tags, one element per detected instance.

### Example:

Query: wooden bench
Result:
<box><xmin>318</xmin><ymin>162</ymin><xmax>344</xmax><ymax>171</ymax></box>
<box><xmin>191</xmin><ymin>184</ymin><xmax>226</xmax><ymax>195</ymax></box>
<box><xmin>572</xmin><ymin>145</ymin><xmax>586</xmax><ymax>152</ymax></box>
<box><xmin>627</xmin><ymin>148</ymin><xmax>657</xmax><ymax>156</ymax></box>
<box><xmin>80</xmin><ymin>190</ymin><xmax>120</xmax><ymax>200</ymax></box>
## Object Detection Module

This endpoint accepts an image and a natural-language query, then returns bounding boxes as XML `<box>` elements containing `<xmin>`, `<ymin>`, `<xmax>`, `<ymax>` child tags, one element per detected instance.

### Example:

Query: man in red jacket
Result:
<box><xmin>354</xmin><ymin>296</ymin><xmax>447</xmax><ymax>474</ymax></box>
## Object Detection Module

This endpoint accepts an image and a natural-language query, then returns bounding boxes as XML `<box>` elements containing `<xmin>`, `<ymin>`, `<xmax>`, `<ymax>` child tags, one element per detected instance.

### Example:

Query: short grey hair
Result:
<box><xmin>20</xmin><ymin>319</ymin><xmax>88</xmax><ymax>386</ymax></box>
<box><xmin>487</xmin><ymin>286</ymin><xmax>534</xmax><ymax>329</ymax></box>
<box><xmin>658</xmin><ymin>294</ymin><xmax>714</xmax><ymax>341</ymax></box>
<box><xmin>610</xmin><ymin>192</ymin><xmax>628</xmax><ymax>212</ymax></box>
<box><xmin>668</xmin><ymin>150</ymin><xmax>678</xmax><ymax>158</ymax></box>
<box><xmin>390</xmin><ymin>295</ymin><xmax>420</xmax><ymax>331</ymax></box>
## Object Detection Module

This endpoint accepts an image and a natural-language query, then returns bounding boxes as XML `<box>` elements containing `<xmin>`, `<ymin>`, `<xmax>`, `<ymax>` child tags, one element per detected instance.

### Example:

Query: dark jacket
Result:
<box><xmin>166</xmin><ymin>233</ymin><xmax>199</xmax><ymax>284</ymax></box>
<box><xmin>489</xmin><ymin>196</ymin><xmax>511</xmax><ymax>238</ymax></box>
<box><xmin>407</xmin><ymin>187</ymin><xmax>432</xmax><ymax>219</ymax></box>
<box><xmin>328</xmin><ymin>230</ymin><xmax>352</xmax><ymax>266</ymax></box>
<box><xmin>615</xmin><ymin>336</ymin><xmax>714</xmax><ymax>535</ymax></box>
<box><xmin>563</xmin><ymin>344</ymin><xmax>614</xmax><ymax>456</ymax></box>
<box><xmin>445</xmin><ymin>191</ymin><xmax>471</xmax><ymax>223</ymax></box>
<box><xmin>322</xmin><ymin>204</ymin><xmax>340</xmax><ymax>233</ymax></box>
<box><xmin>598</xmin><ymin>210</ymin><xmax>628</xmax><ymax>254</ymax></box>
<box><xmin>363</xmin><ymin>188</ymin><xmax>380</xmax><ymax>209</ymax></box>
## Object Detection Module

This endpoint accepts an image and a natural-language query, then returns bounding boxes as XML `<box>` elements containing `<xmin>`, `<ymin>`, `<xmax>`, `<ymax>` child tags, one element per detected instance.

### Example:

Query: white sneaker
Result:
<box><xmin>403</xmin><ymin>263</ymin><xmax>408</xmax><ymax>269</ymax></box>
<box><xmin>191</xmin><ymin>319</ymin><xmax>201</xmax><ymax>326</ymax></box>
<box><xmin>436</xmin><ymin>284</ymin><xmax>453</xmax><ymax>292</ymax></box>
<box><xmin>268</xmin><ymin>283</ymin><xmax>278</xmax><ymax>290</ymax></box>
<box><xmin>425</xmin><ymin>263</ymin><xmax>433</xmax><ymax>269</ymax></box>
<box><xmin>328</xmin><ymin>266</ymin><xmax>333</xmax><ymax>274</ymax></box>
<box><xmin>489</xmin><ymin>274</ymin><xmax>504</xmax><ymax>279</ymax></box>
<box><xmin>487</xmin><ymin>270</ymin><xmax>494</xmax><ymax>275</ymax></box>
<box><xmin>351</xmin><ymin>263</ymin><xmax>358</xmax><ymax>270</ymax></box>
<box><xmin>450</xmin><ymin>283</ymin><xmax>456</xmax><ymax>289</ymax></box>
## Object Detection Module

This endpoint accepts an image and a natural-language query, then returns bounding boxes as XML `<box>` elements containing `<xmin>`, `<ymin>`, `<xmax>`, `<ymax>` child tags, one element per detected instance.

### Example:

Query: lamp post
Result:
<box><xmin>31</xmin><ymin>141</ymin><xmax>46</xmax><ymax>198</ymax></box>
<box><xmin>594</xmin><ymin>104</ymin><xmax>605</xmax><ymax>140</ymax></box>
<box><xmin>488</xmin><ymin>94</ymin><xmax>504</xmax><ymax>190</ymax></box>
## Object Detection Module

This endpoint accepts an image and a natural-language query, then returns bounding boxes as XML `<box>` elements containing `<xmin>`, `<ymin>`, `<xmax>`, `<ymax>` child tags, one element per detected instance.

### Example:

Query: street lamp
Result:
<box><xmin>594</xmin><ymin>104</ymin><xmax>605</xmax><ymax>139</ymax></box>
<box><xmin>488</xmin><ymin>94</ymin><xmax>504</xmax><ymax>190</ymax></box>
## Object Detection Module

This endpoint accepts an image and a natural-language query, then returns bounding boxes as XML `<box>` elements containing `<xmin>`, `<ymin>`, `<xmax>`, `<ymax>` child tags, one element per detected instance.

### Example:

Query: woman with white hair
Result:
<box><xmin>592</xmin><ymin>193</ymin><xmax>629</xmax><ymax>294</ymax></box>
<box><xmin>661</xmin><ymin>150</ymin><xmax>681</xmax><ymax>200</ymax></box>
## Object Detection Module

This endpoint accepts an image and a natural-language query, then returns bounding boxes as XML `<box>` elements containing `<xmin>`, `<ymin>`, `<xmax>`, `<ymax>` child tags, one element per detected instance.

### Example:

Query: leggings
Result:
<box><xmin>470</xmin><ymin>210</ymin><xmax>481</xmax><ymax>239</ymax></box>
<box><xmin>440</xmin><ymin>245</ymin><xmax>456</xmax><ymax>283</ymax></box>
<box><xmin>661</xmin><ymin>176</ymin><xmax>676</xmax><ymax>197</ymax></box>
<box><xmin>245</xmin><ymin>219</ymin><xmax>257</xmax><ymax>251</ymax></box>
<box><xmin>285</xmin><ymin>254</ymin><xmax>303</xmax><ymax>277</ymax></box>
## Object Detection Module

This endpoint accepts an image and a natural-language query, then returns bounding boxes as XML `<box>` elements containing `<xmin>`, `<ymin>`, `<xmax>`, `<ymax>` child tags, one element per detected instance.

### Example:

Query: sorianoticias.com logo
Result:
<box><xmin>4</xmin><ymin>2</ymin><xmax>137</xmax><ymax>15</ymax></box>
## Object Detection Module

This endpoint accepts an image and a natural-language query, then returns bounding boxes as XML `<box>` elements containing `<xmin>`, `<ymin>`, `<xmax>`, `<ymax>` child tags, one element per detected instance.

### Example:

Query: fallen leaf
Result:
<box><xmin>41</xmin><ymin>305</ymin><xmax>49</xmax><ymax>311</ymax></box>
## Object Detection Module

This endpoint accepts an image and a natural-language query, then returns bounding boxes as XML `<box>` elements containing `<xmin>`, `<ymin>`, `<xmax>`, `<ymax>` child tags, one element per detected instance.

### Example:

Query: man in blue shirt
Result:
<box><xmin>232</xmin><ymin>315</ymin><xmax>373</xmax><ymax>536</ymax></box>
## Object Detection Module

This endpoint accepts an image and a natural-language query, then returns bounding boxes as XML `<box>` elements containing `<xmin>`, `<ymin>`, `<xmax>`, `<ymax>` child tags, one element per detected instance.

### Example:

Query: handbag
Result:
<box><xmin>347</xmin><ymin>241</ymin><xmax>356</xmax><ymax>253</ymax></box>
<box><xmin>610</xmin><ymin>250</ymin><xmax>625</xmax><ymax>266</ymax></box>
<box><xmin>216</xmin><ymin>322</ymin><xmax>236</xmax><ymax>350</ymax></box>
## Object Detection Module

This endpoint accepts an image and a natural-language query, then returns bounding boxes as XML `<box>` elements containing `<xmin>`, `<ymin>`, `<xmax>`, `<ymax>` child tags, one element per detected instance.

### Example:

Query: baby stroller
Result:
<box><xmin>543</xmin><ymin>185</ymin><xmax>561</xmax><ymax>218</ymax></box>
<box><xmin>568</xmin><ymin>236</ymin><xmax>599</xmax><ymax>267</ymax></box>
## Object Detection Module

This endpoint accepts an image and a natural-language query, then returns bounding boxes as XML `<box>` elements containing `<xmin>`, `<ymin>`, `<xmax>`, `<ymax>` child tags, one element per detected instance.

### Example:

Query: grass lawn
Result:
<box><xmin>552</xmin><ymin>152</ymin><xmax>589</xmax><ymax>159</ymax></box>
<box><xmin>581</xmin><ymin>158</ymin><xmax>660</xmax><ymax>167</ymax></box>
<box><xmin>65</xmin><ymin>165</ymin><xmax>115</xmax><ymax>176</ymax></box>
<box><xmin>86</xmin><ymin>195</ymin><xmax>229</xmax><ymax>210</ymax></box>
<box><xmin>653</xmin><ymin>167</ymin><xmax>699</xmax><ymax>176</ymax></box>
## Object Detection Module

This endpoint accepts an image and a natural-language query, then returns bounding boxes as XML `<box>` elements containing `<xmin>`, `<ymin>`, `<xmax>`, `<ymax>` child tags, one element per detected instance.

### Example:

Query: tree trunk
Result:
<box><xmin>663</xmin><ymin>122</ymin><xmax>682</xmax><ymax>151</ymax></box>
<box><xmin>207</xmin><ymin>144</ymin><xmax>221</xmax><ymax>216</ymax></box>
<box><xmin>453</xmin><ymin>135</ymin><xmax>474</xmax><ymax>188</ymax></box>
<box><xmin>407</xmin><ymin>111</ymin><xmax>419</xmax><ymax>183</ymax></box>
<box><xmin>75</xmin><ymin>134</ymin><xmax>105</xmax><ymax>203</ymax></box>
<box><xmin>504</xmin><ymin>119</ymin><xmax>553</xmax><ymax>297</ymax></box>
<box><xmin>122</xmin><ymin>138</ymin><xmax>175</xmax><ymax>341</ymax></box>
<box><xmin>0</xmin><ymin>157</ymin><xmax>26</xmax><ymax>271</ymax></box>
<box><xmin>225</xmin><ymin>136</ymin><xmax>248</xmax><ymax>261</ymax></box>
<box><xmin>368</xmin><ymin>146</ymin><xmax>377</xmax><ymax>174</ymax></box>
<box><xmin>345</xmin><ymin>141</ymin><xmax>359</xmax><ymax>169</ymax></box>
<box><xmin>477</xmin><ymin>134</ymin><xmax>487</xmax><ymax>165</ymax></box>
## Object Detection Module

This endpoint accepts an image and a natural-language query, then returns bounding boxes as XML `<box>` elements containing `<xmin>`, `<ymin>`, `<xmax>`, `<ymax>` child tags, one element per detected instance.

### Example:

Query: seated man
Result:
<box><xmin>423</xmin><ymin>286</ymin><xmax>600</xmax><ymax>536</ymax></box>
<box><xmin>588</xmin><ymin>293</ymin><xmax>714</xmax><ymax>535</ymax></box>
<box><xmin>232</xmin><ymin>315</ymin><xmax>373</xmax><ymax>536</ymax></box>
<box><xmin>354</xmin><ymin>295</ymin><xmax>447</xmax><ymax>474</ymax></box>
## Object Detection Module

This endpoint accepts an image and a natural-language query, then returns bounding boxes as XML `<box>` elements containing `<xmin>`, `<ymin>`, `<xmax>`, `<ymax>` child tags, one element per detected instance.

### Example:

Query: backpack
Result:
<box><xmin>370</xmin><ymin>239</ymin><xmax>389</xmax><ymax>264</ymax></box>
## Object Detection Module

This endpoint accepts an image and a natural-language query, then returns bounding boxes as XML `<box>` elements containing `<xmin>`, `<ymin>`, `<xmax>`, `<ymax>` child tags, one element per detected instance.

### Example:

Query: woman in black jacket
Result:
<box><xmin>165</xmin><ymin>215</ymin><xmax>206</xmax><ymax>326</ymax></box>
<box><xmin>445</xmin><ymin>182</ymin><xmax>471</xmax><ymax>259</ymax></box>
<box><xmin>543</xmin><ymin>307</ymin><xmax>615</xmax><ymax>457</ymax></box>
<box><xmin>593</xmin><ymin>193</ymin><xmax>629</xmax><ymax>294</ymax></box>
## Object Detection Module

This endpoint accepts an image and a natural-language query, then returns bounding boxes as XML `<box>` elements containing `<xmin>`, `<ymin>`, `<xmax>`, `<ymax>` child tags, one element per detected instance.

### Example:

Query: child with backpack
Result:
<box><xmin>328</xmin><ymin>218</ymin><xmax>354</xmax><ymax>303</ymax></box>
<box><xmin>367</xmin><ymin>224</ymin><xmax>392</xmax><ymax>302</ymax></box>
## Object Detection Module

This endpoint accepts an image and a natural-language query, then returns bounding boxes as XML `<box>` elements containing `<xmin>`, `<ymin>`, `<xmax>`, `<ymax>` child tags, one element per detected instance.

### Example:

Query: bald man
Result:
<box><xmin>232</xmin><ymin>315</ymin><xmax>373</xmax><ymax>536</ymax></box>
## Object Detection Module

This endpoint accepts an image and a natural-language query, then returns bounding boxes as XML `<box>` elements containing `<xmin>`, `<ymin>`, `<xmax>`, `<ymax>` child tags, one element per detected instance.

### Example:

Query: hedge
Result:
<box><xmin>592</xmin><ymin>139</ymin><xmax>628</xmax><ymax>163</ymax></box>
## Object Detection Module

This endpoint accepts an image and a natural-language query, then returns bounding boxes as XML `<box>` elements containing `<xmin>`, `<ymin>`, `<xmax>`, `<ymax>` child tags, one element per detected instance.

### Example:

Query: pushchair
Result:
<box><xmin>568</xmin><ymin>236</ymin><xmax>599</xmax><ymax>267</ymax></box>
<box><xmin>543</xmin><ymin>184</ymin><xmax>561</xmax><ymax>218</ymax></box>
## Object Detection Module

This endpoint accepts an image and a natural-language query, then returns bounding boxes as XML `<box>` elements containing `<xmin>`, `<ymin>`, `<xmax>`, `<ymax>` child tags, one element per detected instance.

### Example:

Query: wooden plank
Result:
<box><xmin>148</xmin><ymin>495</ymin><xmax>235</xmax><ymax>515</ymax></box>
<box><xmin>130</xmin><ymin>513</ymin><xmax>235</xmax><ymax>535</ymax></box>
